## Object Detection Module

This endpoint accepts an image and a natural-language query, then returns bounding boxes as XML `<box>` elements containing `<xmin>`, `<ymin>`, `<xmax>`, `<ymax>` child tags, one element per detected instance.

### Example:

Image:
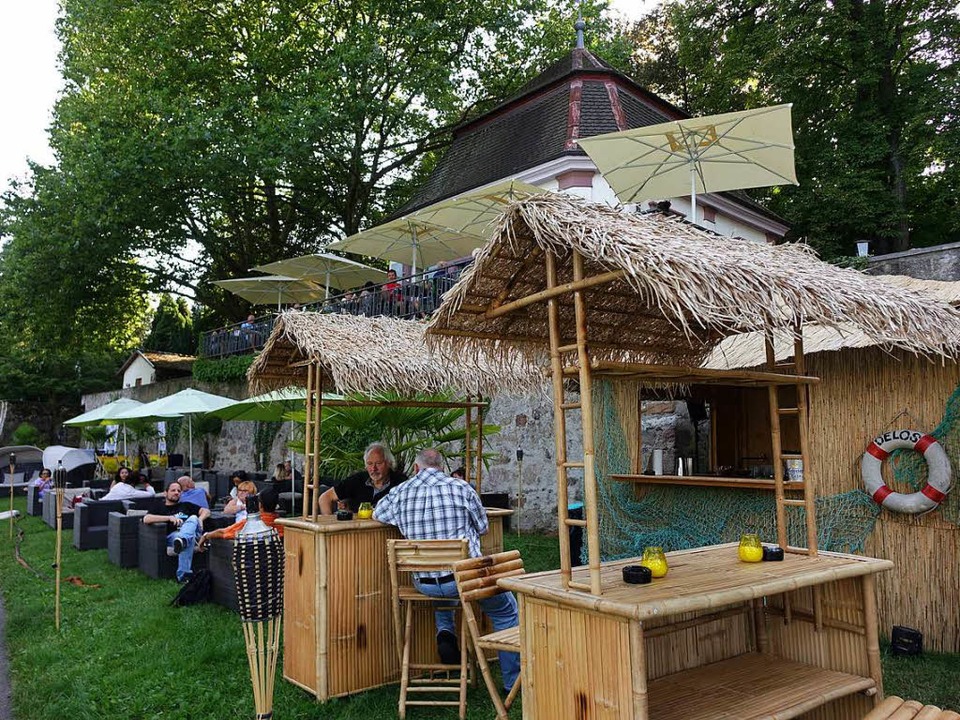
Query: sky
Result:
<box><xmin>0</xmin><ymin>0</ymin><xmax>649</xmax><ymax>191</ymax></box>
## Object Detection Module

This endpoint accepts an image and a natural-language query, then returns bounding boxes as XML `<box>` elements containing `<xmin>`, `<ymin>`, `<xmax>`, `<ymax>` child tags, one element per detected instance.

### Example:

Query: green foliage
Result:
<box><xmin>10</xmin><ymin>422</ymin><xmax>42</xmax><ymax>447</ymax></box>
<box><xmin>192</xmin><ymin>414</ymin><xmax>224</xmax><ymax>469</ymax></box>
<box><xmin>626</xmin><ymin>0</ymin><xmax>960</xmax><ymax>257</ymax></box>
<box><xmin>144</xmin><ymin>294</ymin><xmax>195</xmax><ymax>355</ymax></box>
<box><xmin>253</xmin><ymin>420</ymin><xmax>283</xmax><ymax>471</ymax></box>
<box><xmin>191</xmin><ymin>355</ymin><xmax>254</xmax><ymax>384</ymax></box>
<box><xmin>288</xmin><ymin>392</ymin><xmax>501</xmax><ymax>479</ymax></box>
<box><xmin>80</xmin><ymin>424</ymin><xmax>110</xmax><ymax>448</ymax></box>
<box><xmin>165</xmin><ymin>416</ymin><xmax>183</xmax><ymax>453</ymax></box>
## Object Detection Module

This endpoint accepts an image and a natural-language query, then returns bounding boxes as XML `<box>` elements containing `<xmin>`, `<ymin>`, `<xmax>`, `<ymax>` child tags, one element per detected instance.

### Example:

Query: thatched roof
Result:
<box><xmin>707</xmin><ymin>276</ymin><xmax>960</xmax><ymax>370</ymax></box>
<box><xmin>247</xmin><ymin>312</ymin><xmax>542</xmax><ymax>397</ymax></box>
<box><xmin>428</xmin><ymin>194</ymin><xmax>960</xmax><ymax>366</ymax></box>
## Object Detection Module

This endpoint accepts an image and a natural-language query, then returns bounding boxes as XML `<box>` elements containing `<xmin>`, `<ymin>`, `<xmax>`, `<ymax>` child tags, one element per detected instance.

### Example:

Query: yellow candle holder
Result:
<box><xmin>738</xmin><ymin>533</ymin><xmax>764</xmax><ymax>563</ymax></box>
<box><xmin>357</xmin><ymin>502</ymin><xmax>374</xmax><ymax>520</ymax></box>
<box><xmin>640</xmin><ymin>546</ymin><xmax>668</xmax><ymax>578</ymax></box>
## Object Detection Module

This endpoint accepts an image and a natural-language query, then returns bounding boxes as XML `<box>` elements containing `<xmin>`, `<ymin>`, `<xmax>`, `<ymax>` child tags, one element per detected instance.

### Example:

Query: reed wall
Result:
<box><xmin>807</xmin><ymin>349</ymin><xmax>960</xmax><ymax>652</ymax></box>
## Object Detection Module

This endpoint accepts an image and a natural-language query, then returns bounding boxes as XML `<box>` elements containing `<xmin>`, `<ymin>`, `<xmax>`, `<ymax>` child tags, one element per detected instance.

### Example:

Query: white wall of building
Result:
<box><xmin>122</xmin><ymin>355</ymin><xmax>155</xmax><ymax>388</ymax></box>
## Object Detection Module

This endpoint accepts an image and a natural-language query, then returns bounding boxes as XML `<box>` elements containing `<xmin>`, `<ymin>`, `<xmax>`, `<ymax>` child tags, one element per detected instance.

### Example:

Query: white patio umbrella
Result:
<box><xmin>576</xmin><ymin>104</ymin><xmax>798</xmax><ymax>221</ymax></box>
<box><xmin>63</xmin><ymin>397</ymin><xmax>145</xmax><ymax>458</ymax></box>
<box><xmin>211</xmin><ymin>275</ymin><xmax>325</xmax><ymax>310</ymax></box>
<box><xmin>251</xmin><ymin>253</ymin><xmax>386</xmax><ymax>298</ymax></box>
<box><xmin>327</xmin><ymin>180</ymin><xmax>546</xmax><ymax>275</ymax></box>
<box><xmin>113</xmin><ymin>388</ymin><xmax>236</xmax><ymax>472</ymax></box>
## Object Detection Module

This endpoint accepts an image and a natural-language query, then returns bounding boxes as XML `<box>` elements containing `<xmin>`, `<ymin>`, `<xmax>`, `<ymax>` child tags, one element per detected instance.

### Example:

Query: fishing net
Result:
<box><xmin>588</xmin><ymin>379</ymin><xmax>960</xmax><ymax>562</ymax></box>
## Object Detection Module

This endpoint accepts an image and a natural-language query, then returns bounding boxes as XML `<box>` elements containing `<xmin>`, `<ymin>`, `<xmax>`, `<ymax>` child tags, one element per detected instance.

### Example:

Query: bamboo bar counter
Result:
<box><xmin>499</xmin><ymin>544</ymin><xmax>892</xmax><ymax>720</ymax></box>
<box><xmin>278</xmin><ymin>509</ymin><xmax>511</xmax><ymax>701</ymax></box>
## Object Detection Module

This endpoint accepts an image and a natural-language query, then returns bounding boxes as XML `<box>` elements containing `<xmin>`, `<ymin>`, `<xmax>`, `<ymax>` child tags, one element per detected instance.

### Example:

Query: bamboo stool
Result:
<box><xmin>864</xmin><ymin>697</ymin><xmax>960</xmax><ymax>720</ymax></box>
<box><xmin>388</xmin><ymin>539</ymin><xmax>470</xmax><ymax>720</ymax></box>
<box><xmin>452</xmin><ymin>550</ymin><xmax>525</xmax><ymax>720</ymax></box>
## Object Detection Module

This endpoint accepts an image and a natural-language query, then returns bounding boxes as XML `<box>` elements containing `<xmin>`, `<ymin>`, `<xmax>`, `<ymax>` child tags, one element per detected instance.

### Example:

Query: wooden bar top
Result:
<box><xmin>498</xmin><ymin>543</ymin><xmax>893</xmax><ymax>621</ymax></box>
<box><xmin>277</xmin><ymin>507</ymin><xmax>514</xmax><ymax>534</ymax></box>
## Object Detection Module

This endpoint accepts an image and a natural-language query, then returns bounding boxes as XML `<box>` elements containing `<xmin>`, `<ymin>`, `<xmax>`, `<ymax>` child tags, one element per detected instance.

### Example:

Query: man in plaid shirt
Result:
<box><xmin>374</xmin><ymin>448</ymin><xmax>520</xmax><ymax>691</ymax></box>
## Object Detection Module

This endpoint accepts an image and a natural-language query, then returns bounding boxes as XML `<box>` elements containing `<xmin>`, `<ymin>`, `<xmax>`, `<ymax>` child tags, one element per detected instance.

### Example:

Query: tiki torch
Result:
<box><xmin>516</xmin><ymin>448</ymin><xmax>523</xmax><ymax>537</ymax></box>
<box><xmin>53</xmin><ymin>460</ymin><xmax>67</xmax><ymax>631</ymax></box>
<box><xmin>233</xmin><ymin>494</ymin><xmax>284</xmax><ymax>720</ymax></box>
<box><xmin>7</xmin><ymin>452</ymin><xmax>14</xmax><ymax>539</ymax></box>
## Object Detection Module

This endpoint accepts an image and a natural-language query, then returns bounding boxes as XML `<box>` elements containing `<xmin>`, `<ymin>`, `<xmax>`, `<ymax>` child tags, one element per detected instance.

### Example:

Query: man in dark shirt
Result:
<box><xmin>318</xmin><ymin>442</ymin><xmax>406</xmax><ymax>514</ymax></box>
<box><xmin>143</xmin><ymin>480</ymin><xmax>211</xmax><ymax>582</ymax></box>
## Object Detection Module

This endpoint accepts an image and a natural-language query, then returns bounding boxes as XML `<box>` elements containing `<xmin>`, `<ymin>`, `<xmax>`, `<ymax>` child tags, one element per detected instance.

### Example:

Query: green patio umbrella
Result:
<box><xmin>63</xmin><ymin>397</ymin><xmax>145</xmax><ymax>459</ymax></box>
<box><xmin>250</xmin><ymin>253</ymin><xmax>386</xmax><ymax>298</ymax></box>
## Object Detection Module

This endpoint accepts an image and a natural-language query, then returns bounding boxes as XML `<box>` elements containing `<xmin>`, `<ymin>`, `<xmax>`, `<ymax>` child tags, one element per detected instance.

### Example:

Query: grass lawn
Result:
<box><xmin>1</xmin><ymin>497</ymin><xmax>958</xmax><ymax>719</ymax></box>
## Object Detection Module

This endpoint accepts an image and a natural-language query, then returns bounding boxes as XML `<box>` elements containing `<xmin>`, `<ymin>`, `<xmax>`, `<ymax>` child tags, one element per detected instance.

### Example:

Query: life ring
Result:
<box><xmin>861</xmin><ymin>429</ymin><xmax>952</xmax><ymax>514</ymax></box>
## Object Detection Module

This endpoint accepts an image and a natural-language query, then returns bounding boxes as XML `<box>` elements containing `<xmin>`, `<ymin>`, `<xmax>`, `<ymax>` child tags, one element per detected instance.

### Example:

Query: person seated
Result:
<box><xmin>142</xmin><ymin>480</ymin><xmax>211</xmax><ymax>583</ymax></box>
<box><xmin>240</xmin><ymin>314</ymin><xmax>256</xmax><ymax>347</ymax></box>
<box><xmin>271</xmin><ymin>463</ymin><xmax>289</xmax><ymax>484</ymax></box>
<box><xmin>228</xmin><ymin>470</ymin><xmax>249</xmax><ymax>501</ymax></box>
<box><xmin>134</xmin><ymin>472</ymin><xmax>154</xmax><ymax>493</ymax></box>
<box><xmin>374</xmin><ymin>448</ymin><xmax>519</xmax><ymax>689</ymax></box>
<box><xmin>178</xmin><ymin>475</ymin><xmax>210</xmax><ymax>509</ymax></box>
<box><xmin>283</xmin><ymin>460</ymin><xmax>301</xmax><ymax>483</ymax></box>
<box><xmin>197</xmin><ymin>486</ymin><xmax>284</xmax><ymax>551</ymax></box>
<box><xmin>33</xmin><ymin>468</ymin><xmax>54</xmax><ymax>499</ymax></box>
<box><xmin>137</xmin><ymin>447</ymin><xmax>151</xmax><ymax>470</ymax></box>
<box><xmin>223</xmin><ymin>480</ymin><xmax>257</xmax><ymax>521</ymax></box>
<box><xmin>102</xmin><ymin>466</ymin><xmax>156</xmax><ymax>501</ymax></box>
<box><xmin>318</xmin><ymin>442</ymin><xmax>406</xmax><ymax>514</ymax></box>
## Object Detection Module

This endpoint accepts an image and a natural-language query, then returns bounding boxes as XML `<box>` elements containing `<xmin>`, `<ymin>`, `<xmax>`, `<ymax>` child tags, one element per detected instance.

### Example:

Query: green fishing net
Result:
<box><xmin>590</xmin><ymin>380</ymin><xmax>960</xmax><ymax>563</ymax></box>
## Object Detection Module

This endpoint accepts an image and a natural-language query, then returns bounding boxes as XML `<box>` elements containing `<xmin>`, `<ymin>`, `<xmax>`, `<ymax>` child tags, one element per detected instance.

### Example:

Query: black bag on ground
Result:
<box><xmin>170</xmin><ymin>569</ymin><xmax>212</xmax><ymax>607</ymax></box>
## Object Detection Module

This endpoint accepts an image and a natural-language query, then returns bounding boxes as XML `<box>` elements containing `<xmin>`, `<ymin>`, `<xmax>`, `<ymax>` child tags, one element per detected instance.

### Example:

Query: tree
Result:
<box><xmin>145</xmin><ymin>294</ymin><xmax>195</xmax><ymax>355</ymax></box>
<box><xmin>626</xmin><ymin>0</ymin><xmax>960</xmax><ymax>256</ymax></box>
<box><xmin>35</xmin><ymin>0</ymin><xmax>630</xmax><ymax>323</ymax></box>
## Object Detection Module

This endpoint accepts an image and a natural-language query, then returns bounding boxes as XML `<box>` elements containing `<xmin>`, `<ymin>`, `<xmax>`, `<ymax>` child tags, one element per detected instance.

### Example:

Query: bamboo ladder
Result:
<box><xmin>462</xmin><ymin>395</ymin><xmax>486</xmax><ymax>494</ymax></box>
<box><xmin>765</xmin><ymin>324</ymin><xmax>823</xmax><ymax>628</ymax></box>
<box><xmin>546</xmin><ymin>249</ymin><xmax>602</xmax><ymax>595</ymax></box>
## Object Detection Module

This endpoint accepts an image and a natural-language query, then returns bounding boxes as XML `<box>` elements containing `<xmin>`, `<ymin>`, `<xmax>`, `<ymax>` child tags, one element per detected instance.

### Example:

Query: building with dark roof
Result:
<box><xmin>118</xmin><ymin>350</ymin><xmax>195</xmax><ymax>389</ymax></box>
<box><xmin>397</xmin><ymin>46</ymin><xmax>789</xmax><ymax>243</ymax></box>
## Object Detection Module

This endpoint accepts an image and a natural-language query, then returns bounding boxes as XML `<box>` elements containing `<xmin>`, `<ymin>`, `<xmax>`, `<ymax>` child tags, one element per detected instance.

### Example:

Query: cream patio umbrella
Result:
<box><xmin>113</xmin><ymin>388</ymin><xmax>236</xmax><ymax>472</ymax></box>
<box><xmin>576</xmin><ymin>104</ymin><xmax>798</xmax><ymax>221</ymax></box>
<box><xmin>326</xmin><ymin>180</ymin><xmax>546</xmax><ymax>275</ymax></box>
<box><xmin>250</xmin><ymin>253</ymin><xmax>386</xmax><ymax>298</ymax></box>
<box><xmin>211</xmin><ymin>275</ymin><xmax>325</xmax><ymax>310</ymax></box>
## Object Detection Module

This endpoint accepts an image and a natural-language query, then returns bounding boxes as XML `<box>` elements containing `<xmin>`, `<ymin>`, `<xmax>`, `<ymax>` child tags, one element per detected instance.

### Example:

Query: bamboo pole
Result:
<box><xmin>483</xmin><ymin>269</ymin><xmax>626</xmax><ymax>319</ymax></box>
<box><xmin>311</xmin><ymin>364</ymin><xmax>322</xmax><ymax>522</ymax></box>
<box><xmin>573</xmin><ymin>250</ymin><xmax>602</xmax><ymax>596</ymax></box>
<box><xmin>302</xmin><ymin>360</ymin><xmax>314</xmax><ymax>518</ymax></box>
<box><xmin>863</xmin><ymin>574</ymin><xmax>884</xmax><ymax>702</ymax></box>
<box><xmin>464</xmin><ymin>394</ymin><xmax>473</xmax><ymax>489</ymax></box>
<box><xmin>545</xmin><ymin>251</ymin><xmax>574</xmax><ymax>589</ymax></box>
<box><xmin>7</xmin><ymin>459</ymin><xmax>13</xmax><ymax>539</ymax></box>
<box><xmin>629</xmin><ymin>620</ymin><xmax>649</xmax><ymax>720</ymax></box>
<box><xmin>475</xmin><ymin>395</ymin><xmax>484</xmax><ymax>496</ymax></box>
<box><xmin>793</xmin><ymin>327</ymin><xmax>818</xmax><ymax>555</ymax></box>
<box><xmin>54</xmin><ymin>484</ymin><xmax>64</xmax><ymax>631</ymax></box>
<box><xmin>765</xmin><ymin>331</ymin><xmax>789</xmax><ymax>551</ymax></box>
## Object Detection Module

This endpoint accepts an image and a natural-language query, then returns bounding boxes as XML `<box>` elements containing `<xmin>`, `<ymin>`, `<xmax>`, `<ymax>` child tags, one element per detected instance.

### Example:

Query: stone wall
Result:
<box><xmin>0</xmin><ymin>400</ymin><xmax>79</xmax><ymax>447</ymax></box>
<box><xmin>866</xmin><ymin>241</ymin><xmax>960</xmax><ymax>280</ymax></box>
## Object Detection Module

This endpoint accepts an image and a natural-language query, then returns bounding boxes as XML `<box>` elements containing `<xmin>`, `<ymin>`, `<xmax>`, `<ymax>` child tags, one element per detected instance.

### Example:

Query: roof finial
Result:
<box><xmin>575</xmin><ymin>0</ymin><xmax>585</xmax><ymax>49</ymax></box>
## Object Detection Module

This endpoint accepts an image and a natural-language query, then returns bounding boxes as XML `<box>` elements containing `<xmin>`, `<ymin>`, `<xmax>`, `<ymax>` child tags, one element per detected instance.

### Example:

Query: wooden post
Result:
<box><xmin>629</xmin><ymin>621</ymin><xmax>649</xmax><ymax>720</ymax></box>
<box><xmin>793</xmin><ymin>325</ymin><xmax>818</xmax><ymax>555</ymax></box>
<box><xmin>7</xmin><ymin>460</ymin><xmax>13</xmax><ymax>539</ymax></box>
<box><xmin>54</xmin><ymin>470</ymin><xmax>65</xmax><ymax>632</ymax></box>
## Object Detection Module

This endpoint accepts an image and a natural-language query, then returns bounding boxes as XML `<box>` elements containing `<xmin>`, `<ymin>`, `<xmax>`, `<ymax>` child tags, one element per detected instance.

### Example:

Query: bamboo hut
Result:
<box><xmin>426</xmin><ymin>193</ymin><xmax>960</xmax><ymax>719</ymax></box>
<box><xmin>246</xmin><ymin>312</ymin><xmax>540</xmax><ymax>701</ymax></box>
<box><xmin>705</xmin><ymin>279</ymin><xmax>960</xmax><ymax>652</ymax></box>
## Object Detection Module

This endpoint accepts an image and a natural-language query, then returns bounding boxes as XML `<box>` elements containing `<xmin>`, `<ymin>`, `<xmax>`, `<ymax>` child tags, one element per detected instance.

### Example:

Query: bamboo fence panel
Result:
<box><xmin>806</xmin><ymin>349</ymin><xmax>960</xmax><ymax>651</ymax></box>
<box><xmin>278</xmin><ymin>512</ymin><xmax>510</xmax><ymax>701</ymax></box>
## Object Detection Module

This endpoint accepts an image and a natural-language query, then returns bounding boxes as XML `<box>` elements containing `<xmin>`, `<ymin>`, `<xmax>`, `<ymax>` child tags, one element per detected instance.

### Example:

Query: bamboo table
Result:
<box><xmin>278</xmin><ymin>508</ymin><xmax>511</xmax><ymax>701</ymax></box>
<box><xmin>498</xmin><ymin>544</ymin><xmax>893</xmax><ymax>720</ymax></box>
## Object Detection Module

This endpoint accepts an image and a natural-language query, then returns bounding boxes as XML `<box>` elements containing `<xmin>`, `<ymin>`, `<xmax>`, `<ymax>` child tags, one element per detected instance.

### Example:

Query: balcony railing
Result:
<box><xmin>200</xmin><ymin>261</ymin><xmax>468</xmax><ymax>359</ymax></box>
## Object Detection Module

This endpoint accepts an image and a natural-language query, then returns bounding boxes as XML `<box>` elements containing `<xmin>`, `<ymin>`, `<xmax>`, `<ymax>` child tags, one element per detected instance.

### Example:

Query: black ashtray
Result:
<box><xmin>762</xmin><ymin>545</ymin><xmax>784</xmax><ymax>561</ymax></box>
<box><xmin>335</xmin><ymin>510</ymin><xmax>353</xmax><ymax>521</ymax></box>
<box><xmin>622</xmin><ymin>565</ymin><xmax>652</xmax><ymax>584</ymax></box>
